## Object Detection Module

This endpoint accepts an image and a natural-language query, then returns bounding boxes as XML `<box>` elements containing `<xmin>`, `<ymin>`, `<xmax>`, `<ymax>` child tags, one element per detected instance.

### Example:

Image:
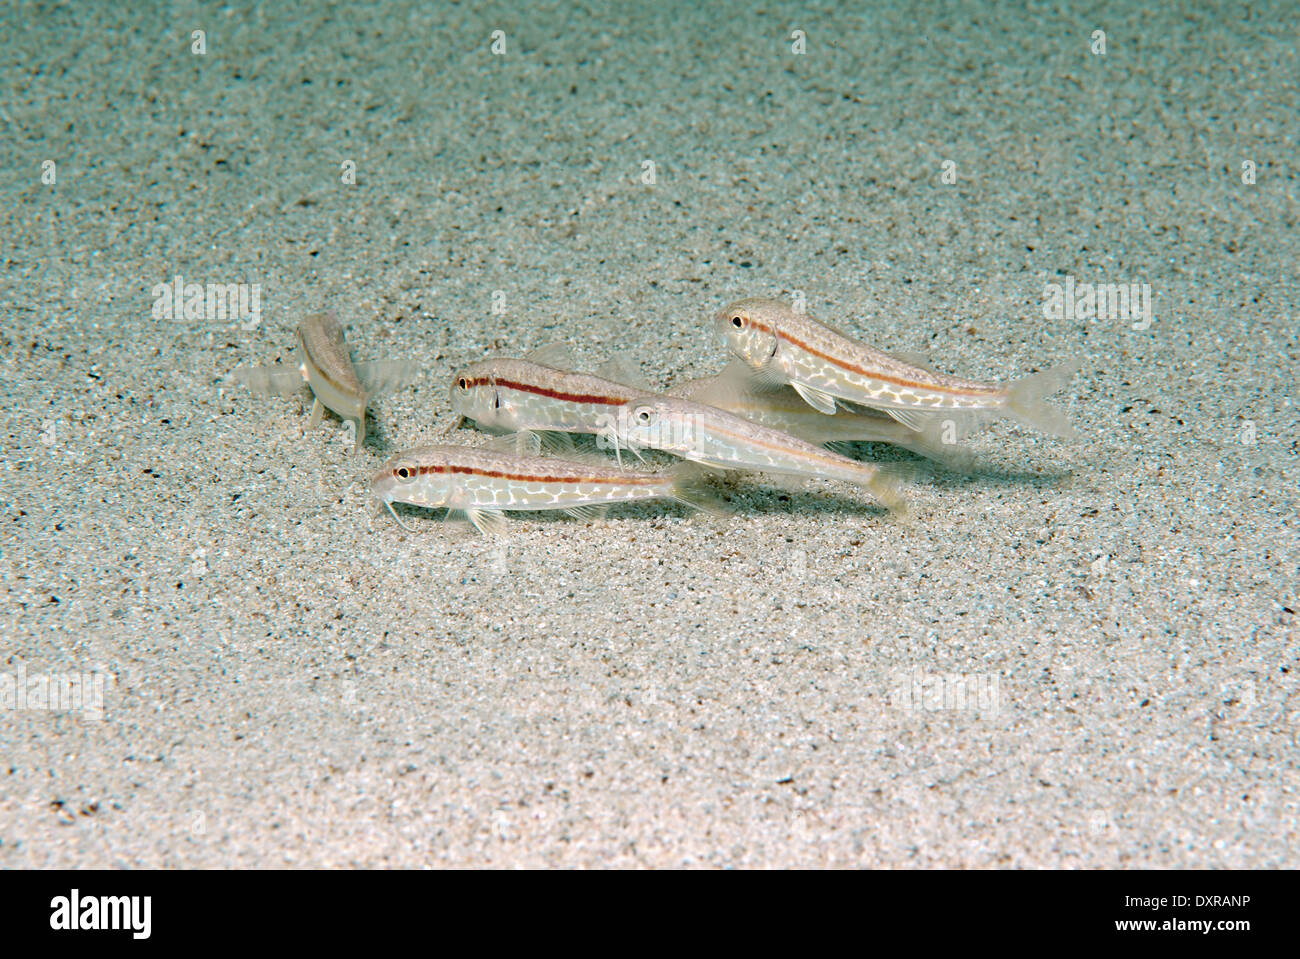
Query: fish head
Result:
<box><xmin>612</xmin><ymin>396</ymin><xmax>695</xmax><ymax>455</ymax></box>
<box><xmin>716</xmin><ymin>298</ymin><xmax>781</xmax><ymax>371</ymax></box>
<box><xmin>449</xmin><ymin>361</ymin><xmax>514</xmax><ymax>430</ymax></box>
<box><xmin>371</xmin><ymin>448</ymin><xmax>454</xmax><ymax>511</ymax></box>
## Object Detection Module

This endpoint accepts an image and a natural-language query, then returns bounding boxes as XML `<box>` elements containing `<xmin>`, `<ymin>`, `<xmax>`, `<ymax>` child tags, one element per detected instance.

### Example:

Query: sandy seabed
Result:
<box><xmin>0</xmin><ymin>1</ymin><xmax>1295</xmax><ymax>867</ymax></box>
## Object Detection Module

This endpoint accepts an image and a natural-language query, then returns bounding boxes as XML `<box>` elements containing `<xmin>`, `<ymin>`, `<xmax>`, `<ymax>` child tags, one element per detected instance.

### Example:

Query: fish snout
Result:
<box><xmin>371</xmin><ymin>466</ymin><xmax>397</xmax><ymax>500</ymax></box>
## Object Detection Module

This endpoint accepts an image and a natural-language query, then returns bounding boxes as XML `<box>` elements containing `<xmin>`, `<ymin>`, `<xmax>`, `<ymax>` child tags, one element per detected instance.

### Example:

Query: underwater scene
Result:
<box><xmin>1</xmin><ymin>0</ymin><xmax>1296</xmax><ymax>871</ymax></box>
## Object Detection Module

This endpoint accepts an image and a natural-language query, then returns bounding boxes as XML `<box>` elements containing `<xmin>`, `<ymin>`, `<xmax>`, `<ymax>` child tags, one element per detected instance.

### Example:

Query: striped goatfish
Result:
<box><xmin>235</xmin><ymin>312</ymin><xmax>417</xmax><ymax>451</ymax></box>
<box><xmin>604</xmin><ymin>394</ymin><xmax>910</xmax><ymax>513</ymax></box>
<box><xmin>450</xmin><ymin>352</ymin><xmax>965</xmax><ymax>469</ymax></box>
<box><xmin>371</xmin><ymin>443</ymin><xmax>714</xmax><ymax>535</ymax></box>
<box><xmin>716</xmin><ymin>297</ymin><xmax>1081</xmax><ymax>439</ymax></box>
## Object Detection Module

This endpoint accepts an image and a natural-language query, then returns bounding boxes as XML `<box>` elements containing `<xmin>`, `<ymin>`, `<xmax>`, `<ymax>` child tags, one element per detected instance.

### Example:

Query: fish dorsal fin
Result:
<box><xmin>791</xmin><ymin>382</ymin><xmax>839</xmax><ymax>415</ymax></box>
<box><xmin>713</xmin><ymin>358</ymin><xmax>788</xmax><ymax>396</ymax></box>
<box><xmin>484</xmin><ymin>430</ymin><xmax>543</xmax><ymax>456</ymax></box>
<box><xmin>233</xmin><ymin>364</ymin><xmax>307</xmax><ymax>397</ymax></box>
<box><xmin>594</xmin><ymin>357</ymin><xmax>652</xmax><ymax>391</ymax></box>
<box><xmin>887</xmin><ymin>349</ymin><xmax>938</xmax><ymax>372</ymax></box>
<box><xmin>354</xmin><ymin>358</ymin><xmax>421</xmax><ymax>397</ymax></box>
<box><xmin>679</xmin><ymin>364</ymin><xmax>773</xmax><ymax>413</ymax></box>
<box><xmin>523</xmin><ymin>343</ymin><xmax>576</xmax><ymax>369</ymax></box>
<box><xmin>662</xmin><ymin>376</ymin><xmax>705</xmax><ymax>399</ymax></box>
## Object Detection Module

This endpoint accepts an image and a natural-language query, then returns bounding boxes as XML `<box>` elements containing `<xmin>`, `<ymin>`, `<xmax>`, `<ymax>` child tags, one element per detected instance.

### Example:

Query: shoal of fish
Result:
<box><xmin>234</xmin><ymin>297</ymin><xmax>1081</xmax><ymax>535</ymax></box>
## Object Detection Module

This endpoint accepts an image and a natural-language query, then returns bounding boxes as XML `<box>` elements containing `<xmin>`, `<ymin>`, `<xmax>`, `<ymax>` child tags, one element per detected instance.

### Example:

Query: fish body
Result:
<box><xmin>371</xmin><ymin>443</ymin><xmax>709</xmax><ymax>534</ymax></box>
<box><xmin>449</xmin><ymin>357</ymin><xmax>648</xmax><ymax>434</ymax></box>
<box><xmin>667</xmin><ymin>365</ymin><xmax>973</xmax><ymax>469</ymax></box>
<box><xmin>715</xmin><ymin>297</ymin><xmax>1079</xmax><ymax>438</ymax></box>
<box><xmin>296</xmin><ymin>312</ymin><xmax>368</xmax><ymax>448</ymax></box>
<box><xmin>233</xmin><ymin>312</ymin><xmax>417</xmax><ymax>451</ymax></box>
<box><xmin>607</xmin><ymin>394</ymin><xmax>908</xmax><ymax>511</ymax></box>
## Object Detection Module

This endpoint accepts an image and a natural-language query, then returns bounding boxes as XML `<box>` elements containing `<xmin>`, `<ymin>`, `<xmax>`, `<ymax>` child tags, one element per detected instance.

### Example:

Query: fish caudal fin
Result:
<box><xmin>863</xmin><ymin>462</ymin><xmax>914</xmax><ymax>515</ymax></box>
<box><xmin>1004</xmin><ymin>359</ymin><xmax>1082</xmax><ymax>440</ymax></box>
<box><xmin>668</xmin><ymin>464</ymin><xmax>730</xmax><ymax>518</ymax></box>
<box><xmin>354</xmin><ymin>358</ymin><xmax>421</xmax><ymax>398</ymax></box>
<box><xmin>233</xmin><ymin>364</ymin><xmax>305</xmax><ymax>398</ymax></box>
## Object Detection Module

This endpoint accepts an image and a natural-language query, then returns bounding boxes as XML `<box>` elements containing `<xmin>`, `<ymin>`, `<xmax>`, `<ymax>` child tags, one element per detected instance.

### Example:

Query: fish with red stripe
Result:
<box><xmin>716</xmin><ymin>297</ymin><xmax>1081</xmax><ymax>439</ymax></box>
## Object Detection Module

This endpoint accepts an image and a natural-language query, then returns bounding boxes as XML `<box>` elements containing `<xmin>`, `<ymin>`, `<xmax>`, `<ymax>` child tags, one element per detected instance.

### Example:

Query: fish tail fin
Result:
<box><xmin>232</xmin><ymin>364</ymin><xmax>305</xmax><ymax>398</ymax></box>
<box><xmin>863</xmin><ymin>461</ymin><xmax>917</xmax><ymax>515</ymax></box>
<box><xmin>668</xmin><ymin>463</ymin><xmax>731</xmax><ymax>518</ymax></box>
<box><xmin>1004</xmin><ymin>358</ymin><xmax>1082</xmax><ymax>440</ymax></box>
<box><xmin>353</xmin><ymin>358</ymin><xmax>421</xmax><ymax>398</ymax></box>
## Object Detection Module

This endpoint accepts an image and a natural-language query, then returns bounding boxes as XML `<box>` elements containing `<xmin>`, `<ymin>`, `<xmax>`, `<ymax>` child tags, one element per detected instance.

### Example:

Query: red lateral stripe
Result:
<box><xmin>412</xmin><ymin>464</ymin><xmax>661</xmax><ymax>485</ymax></box>
<box><xmin>463</xmin><ymin>375</ymin><xmax>629</xmax><ymax>406</ymax></box>
<box><xmin>751</xmin><ymin>320</ymin><xmax>1002</xmax><ymax>397</ymax></box>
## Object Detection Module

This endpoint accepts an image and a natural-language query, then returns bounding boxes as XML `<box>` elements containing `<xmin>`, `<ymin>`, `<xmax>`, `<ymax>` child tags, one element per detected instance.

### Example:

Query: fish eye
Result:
<box><xmin>457</xmin><ymin>377</ymin><xmax>468</xmax><ymax>390</ymax></box>
<box><xmin>395</xmin><ymin>465</ymin><xmax>415</xmax><ymax>483</ymax></box>
<box><xmin>731</xmin><ymin>315</ymin><xmax>744</xmax><ymax>328</ymax></box>
<box><xmin>636</xmin><ymin>408</ymin><xmax>652</xmax><ymax>423</ymax></box>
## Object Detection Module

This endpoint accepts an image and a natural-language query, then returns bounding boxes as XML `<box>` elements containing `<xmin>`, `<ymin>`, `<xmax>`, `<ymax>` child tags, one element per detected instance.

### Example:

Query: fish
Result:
<box><xmin>715</xmin><ymin>297</ymin><xmax>1081</xmax><ymax>439</ymax></box>
<box><xmin>234</xmin><ymin>311</ymin><xmax>418</xmax><ymax>451</ymax></box>
<box><xmin>447</xmin><ymin>347</ymin><xmax>657</xmax><ymax>462</ymax></box>
<box><xmin>603</xmin><ymin>393</ymin><xmax>911</xmax><ymax>512</ymax></box>
<box><xmin>451</xmin><ymin>351</ymin><xmax>963</xmax><ymax>475</ymax></box>
<box><xmin>371</xmin><ymin>442</ymin><xmax>716</xmax><ymax>535</ymax></box>
<box><xmin>666</xmin><ymin>362</ymin><xmax>975</xmax><ymax>470</ymax></box>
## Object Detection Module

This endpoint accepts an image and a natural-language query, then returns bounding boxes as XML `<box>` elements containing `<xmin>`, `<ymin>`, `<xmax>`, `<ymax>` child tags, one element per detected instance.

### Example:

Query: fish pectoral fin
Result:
<box><xmin>523</xmin><ymin>343</ymin><xmax>577</xmax><ymax>369</ymax></box>
<box><xmin>308</xmin><ymin>396</ymin><xmax>325</xmax><ymax>428</ymax></box>
<box><xmin>233</xmin><ymin>365</ymin><xmax>306</xmax><ymax>398</ymax></box>
<box><xmin>354</xmin><ymin>358</ymin><xmax>420</xmax><ymax>397</ymax></box>
<box><xmin>679</xmin><ymin>452</ymin><xmax>732</xmax><ymax>475</ymax></box>
<box><xmin>464</xmin><ymin>507</ymin><xmax>509</xmax><ymax>536</ymax></box>
<box><xmin>791</xmin><ymin>382</ymin><xmax>839</xmax><ymax>415</ymax></box>
<box><xmin>562</xmin><ymin>505</ymin><xmax>608</xmax><ymax>522</ymax></box>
